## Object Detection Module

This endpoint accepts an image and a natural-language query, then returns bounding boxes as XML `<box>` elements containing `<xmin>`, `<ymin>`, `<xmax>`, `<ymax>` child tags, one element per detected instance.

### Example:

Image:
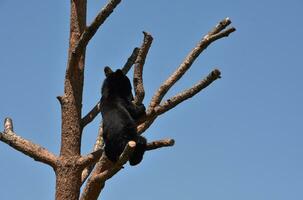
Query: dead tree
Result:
<box><xmin>0</xmin><ymin>1</ymin><xmax>235</xmax><ymax>200</ymax></box>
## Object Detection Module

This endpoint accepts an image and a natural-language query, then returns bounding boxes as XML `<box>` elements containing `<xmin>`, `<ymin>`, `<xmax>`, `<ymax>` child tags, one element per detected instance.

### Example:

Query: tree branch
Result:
<box><xmin>93</xmin><ymin>141</ymin><xmax>136</xmax><ymax>182</ymax></box>
<box><xmin>81</xmin><ymin>102</ymin><xmax>101</xmax><ymax>129</ymax></box>
<box><xmin>80</xmin><ymin>141</ymin><xmax>136</xmax><ymax>200</ymax></box>
<box><xmin>80</xmin><ymin>139</ymin><xmax>173</xmax><ymax>200</ymax></box>
<box><xmin>133</xmin><ymin>32</ymin><xmax>153</xmax><ymax>104</ymax></box>
<box><xmin>77</xmin><ymin>149</ymin><xmax>103</xmax><ymax>169</ymax></box>
<box><xmin>0</xmin><ymin>118</ymin><xmax>58</xmax><ymax>168</ymax></box>
<box><xmin>155</xmin><ymin>69</ymin><xmax>221</xmax><ymax>115</ymax></box>
<box><xmin>72</xmin><ymin>0</ymin><xmax>122</xmax><ymax>60</ymax></box>
<box><xmin>208</xmin><ymin>27</ymin><xmax>236</xmax><ymax>42</ymax></box>
<box><xmin>148</xmin><ymin>17</ymin><xmax>235</xmax><ymax>110</ymax></box>
<box><xmin>136</xmin><ymin>69</ymin><xmax>221</xmax><ymax>134</ymax></box>
<box><xmin>81</xmin><ymin>124</ymin><xmax>104</xmax><ymax>184</ymax></box>
<box><xmin>122</xmin><ymin>47</ymin><xmax>140</xmax><ymax>74</ymax></box>
<box><xmin>137</xmin><ymin>116</ymin><xmax>156</xmax><ymax>135</ymax></box>
<box><xmin>146</xmin><ymin>138</ymin><xmax>175</xmax><ymax>151</ymax></box>
<box><xmin>207</xmin><ymin>17</ymin><xmax>232</xmax><ymax>36</ymax></box>
<box><xmin>136</xmin><ymin>18</ymin><xmax>235</xmax><ymax>134</ymax></box>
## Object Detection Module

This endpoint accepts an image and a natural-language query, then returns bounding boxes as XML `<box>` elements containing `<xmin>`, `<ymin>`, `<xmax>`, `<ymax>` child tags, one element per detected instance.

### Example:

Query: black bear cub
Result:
<box><xmin>100</xmin><ymin>68</ymin><xmax>147</xmax><ymax>166</ymax></box>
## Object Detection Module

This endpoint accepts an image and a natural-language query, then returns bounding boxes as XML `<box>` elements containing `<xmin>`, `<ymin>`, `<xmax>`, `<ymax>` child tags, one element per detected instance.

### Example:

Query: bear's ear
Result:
<box><xmin>115</xmin><ymin>69</ymin><xmax>124</xmax><ymax>76</ymax></box>
<box><xmin>104</xmin><ymin>66</ymin><xmax>113</xmax><ymax>77</ymax></box>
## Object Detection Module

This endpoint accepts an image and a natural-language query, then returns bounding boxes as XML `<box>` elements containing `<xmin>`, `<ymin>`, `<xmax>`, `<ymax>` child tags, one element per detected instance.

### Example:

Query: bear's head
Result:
<box><xmin>101</xmin><ymin>68</ymin><xmax>132</xmax><ymax>100</ymax></box>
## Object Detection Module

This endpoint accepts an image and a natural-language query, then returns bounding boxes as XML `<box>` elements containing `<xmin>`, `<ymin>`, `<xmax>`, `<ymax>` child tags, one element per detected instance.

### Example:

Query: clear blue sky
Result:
<box><xmin>1</xmin><ymin>0</ymin><xmax>302</xmax><ymax>200</ymax></box>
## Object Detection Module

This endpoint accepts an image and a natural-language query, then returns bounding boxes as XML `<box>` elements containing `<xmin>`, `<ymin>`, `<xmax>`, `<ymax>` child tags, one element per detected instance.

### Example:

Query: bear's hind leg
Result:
<box><xmin>129</xmin><ymin>136</ymin><xmax>147</xmax><ymax>166</ymax></box>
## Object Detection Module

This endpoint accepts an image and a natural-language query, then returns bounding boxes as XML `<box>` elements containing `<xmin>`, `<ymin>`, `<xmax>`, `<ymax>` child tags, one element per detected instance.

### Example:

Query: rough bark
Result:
<box><xmin>55</xmin><ymin>0</ymin><xmax>87</xmax><ymax>200</ymax></box>
<box><xmin>133</xmin><ymin>32</ymin><xmax>153</xmax><ymax>104</ymax></box>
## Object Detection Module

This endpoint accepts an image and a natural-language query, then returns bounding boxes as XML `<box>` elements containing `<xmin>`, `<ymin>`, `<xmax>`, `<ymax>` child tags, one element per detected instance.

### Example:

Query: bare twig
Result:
<box><xmin>148</xmin><ymin>17</ymin><xmax>235</xmax><ymax>110</ymax></box>
<box><xmin>208</xmin><ymin>27</ymin><xmax>236</xmax><ymax>42</ymax></box>
<box><xmin>146</xmin><ymin>138</ymin><xmax>175</xmax><ymax>151</ymax></box>
<box><xmin>122</xmin><ymin>47</ymin><xmax>140</xmax><ymax>74</ymax></box>
<box><xmin>133</xmin><ymin>32</ymin><xmax>153</xmax><ymax>104</ymax></box>
<box><xmin>81</xmin><ymin>102</ymin><xmax>101</xmax><ymax>129</ymax></box>
<box><xmin>207</xmin><ymin>17</ymin><xmax>232</xmax><ymax>36</ymax></box>
<box><xmin>0</xmin><ymin>118</ymin><xmax>58</xmax><ymax>168</ymax></box>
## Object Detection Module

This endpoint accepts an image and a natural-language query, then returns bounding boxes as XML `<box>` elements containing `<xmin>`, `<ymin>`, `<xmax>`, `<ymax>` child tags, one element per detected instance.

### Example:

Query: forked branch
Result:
<box><xmin>134</xmin><ymin>18</ymin><xmax>235</xmax><ymax>134</ymax></box>
<box><xmin>0</xmin><ymin>118</ymin><xmax>58</xmax><ymax>168</ymax></box>
<box><xmin>72</xmin><ymin>0</ymin><xmax>122</xmax><ymax>62</ymax></box>
<box><xmin>148</xmin><ymin>17</ymin><xmax>235</xmax><ymax>110</ymax></box>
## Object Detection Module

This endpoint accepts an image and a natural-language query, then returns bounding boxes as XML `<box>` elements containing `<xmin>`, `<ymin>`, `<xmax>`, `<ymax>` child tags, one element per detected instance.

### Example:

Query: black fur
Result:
<box><xmin>100</xmin><ymin>69</ymin><xmax>147</xmax><ymax>166</ymax></box>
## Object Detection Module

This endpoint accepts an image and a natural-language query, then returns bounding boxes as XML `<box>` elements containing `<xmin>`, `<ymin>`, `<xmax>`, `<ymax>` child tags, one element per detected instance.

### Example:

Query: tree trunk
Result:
<box><xmin>55</xmin><ymin>0</ymin><xmax>87</xmax><ymax>199</ymax></box>
<box><xmin>55</xmin><ymin>165</ymin><xmax>82</xmax><ymax>200</ymax></box>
